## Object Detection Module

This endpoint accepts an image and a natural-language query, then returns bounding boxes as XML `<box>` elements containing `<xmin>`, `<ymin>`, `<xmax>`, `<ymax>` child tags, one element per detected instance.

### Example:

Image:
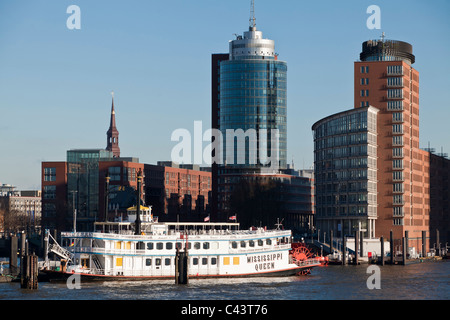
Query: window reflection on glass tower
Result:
<box><xmin>212</xmin><ymin>11</ymin><xmax>287</xmax><ymax>219</ymax></box>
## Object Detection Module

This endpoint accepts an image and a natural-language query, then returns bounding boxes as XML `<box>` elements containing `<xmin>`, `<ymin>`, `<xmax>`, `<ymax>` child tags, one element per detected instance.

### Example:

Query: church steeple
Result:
<box><xmin>106</xmin><ymin>91</ymin><xmax>120</xmax><ymax>158</ymax></box>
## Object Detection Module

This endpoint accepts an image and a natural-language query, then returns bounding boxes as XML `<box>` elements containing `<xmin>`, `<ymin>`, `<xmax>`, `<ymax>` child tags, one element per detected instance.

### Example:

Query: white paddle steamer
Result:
<box><xmin>42</xmin><ymin>206</ymin><xmax>320</xmax><ymax>281</ymax></box>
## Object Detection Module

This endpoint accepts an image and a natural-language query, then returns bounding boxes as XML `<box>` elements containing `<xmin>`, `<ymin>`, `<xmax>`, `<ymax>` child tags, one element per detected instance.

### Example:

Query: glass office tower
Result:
<box><xmin>217</xmin><ymin>24</ymin><xmax>287</xmax><ymax>216</ymax></box>
<box><xmin>220</xmin><ymin>26</ymin><xmax>287</xmax><ymax>169</ymax></box>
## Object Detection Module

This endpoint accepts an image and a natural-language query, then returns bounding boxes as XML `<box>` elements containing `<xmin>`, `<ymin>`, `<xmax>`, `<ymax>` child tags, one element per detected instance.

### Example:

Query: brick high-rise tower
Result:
<box><xmin>106</xmin><ymin>93</ymin><xmax>120</xmax><ymax>158</ymax></box>
<box><xmin>354</xmin><ymin>37</ymin><xmax>430</xmax><ymax>248</ymax></box>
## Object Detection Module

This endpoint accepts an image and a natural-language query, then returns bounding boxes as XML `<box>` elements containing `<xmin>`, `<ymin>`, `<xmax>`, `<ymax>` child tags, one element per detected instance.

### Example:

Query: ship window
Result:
<box><xmin>223</xmin><ymin>257</ymin><xmax>230</xmax><ymax>265</ymax></box>
<box><xmin>176</xmin><ymin>242</ymin><xmax>182</xmax><ymax>250</ymax></box>
<box><xmin>155</xmin><ymin>258</ymin><xmax>161</xmax><ymax>266</ymax></box>
<box><xmin>202</xmin><ymin>258</ymin><xmax>208</xmax><ymax>265</ymax></box>
<box><xmin>203</xmin><ymin>242</ymin><xmax>210</xmax><ymax>250</ymax></box>
<box><xmin>249</xmin><ymin>240</ymin><xmax>255</xmax><ymax>247</ymax></box>
<box><xmin>211</xmin><ymin>258</ymin><xmax>217</xmax><ymax>265</ymax></box>
<box><xmin>137</xmin><ymin>242</ymin><xmax>145</xmax><ymax>250</ymax></box>
<box><xmin>258</xmin><ymin>239</ymin><xmax>263</xmax><ymax>246</ymax></box>
<box><xmin>194</xmin><ymin>242</ymin><xmax>201</xmax><ymax>250</ymax></box>
<box><xmin>166</xmin><ymin>242</ymin><xmax>173</xmax><ymax>250</ymax></box>
<box><xmin>147</xmin><ymin>242</ymin><xmax>154</xmax><ymax>250</ymax></box>
<box><xmin>165</xmin><ymin>258</ymin><xmax>171</xmax><ymax>266</ymax></box>
<box><xmin>240</xmin><ymin>241</ymin><xmax>246</xmax><ymax>248</ymax></box>
<box><xmin>193</xmin><ymin>258</ymin><xmax>199</xmax><ymax>265</ymax></box>
<box><xmin>156</xmin><ymin>242</ymin><xmax>163</xmax><ymax>250</ymax></box>
<box><xmin>233</xmin><ymin>257</ymin><xmax>240</xmax><ymax>265</ymax></box>
<box><xmin>231</xmin><ymin>241</ymin><xmax>238</xmax><ymax>249</ymax></box>
<box><xmin>146</xmin><ymin>258</ymin><xmax>152</xmax><ymax>266</ymax></box>
<box><xmin>266</xmin><ymin>239</ymin><xmax>272</xmax><ymax>245</ymax></box>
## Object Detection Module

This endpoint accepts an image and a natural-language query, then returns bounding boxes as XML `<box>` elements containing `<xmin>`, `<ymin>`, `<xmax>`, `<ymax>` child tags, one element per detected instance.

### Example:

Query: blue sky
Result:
<box><xmin>0</xmin><ymin>0</ymin><xmax>449</xmax><ymax>190</ymax></box>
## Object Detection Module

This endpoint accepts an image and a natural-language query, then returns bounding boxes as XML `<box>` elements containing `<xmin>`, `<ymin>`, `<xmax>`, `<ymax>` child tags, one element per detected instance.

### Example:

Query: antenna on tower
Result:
<box><xmin>249</xmin><ymin>0</ymin><xmax>256</xmax><ymax>29</ymax></box>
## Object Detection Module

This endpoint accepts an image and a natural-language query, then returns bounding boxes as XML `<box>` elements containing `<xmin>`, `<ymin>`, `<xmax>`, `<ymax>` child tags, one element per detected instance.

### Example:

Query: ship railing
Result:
<box><xmin>230</xmin><ymin>243</ymin><xmax>291</xmax><ymax>254</ymax></box>
<box><xmin>62</xmin><ymin>230</ymin><xmax>291</xmax><ymax>242</ymax></box>
<box><xmin>293</xmin><ymin>258</ymin><xmax>321</xmax><ymax>267</ymax></box>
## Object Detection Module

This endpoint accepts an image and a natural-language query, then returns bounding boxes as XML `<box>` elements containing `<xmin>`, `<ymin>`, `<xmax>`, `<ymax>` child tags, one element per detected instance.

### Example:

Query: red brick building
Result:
<box><xmin>41</xmin><ymin>162</ymin><xmax>68</xmax><ymax>231</ymax></box>
<box><xmin>144</xmin><ymin>162</ymin><xmax>211</xmax><ymax>222</ymax></box>
<box><xmin>354</xmin><ymin>39</ymin><xmax>430</xmax><ymax>251</ymax></box>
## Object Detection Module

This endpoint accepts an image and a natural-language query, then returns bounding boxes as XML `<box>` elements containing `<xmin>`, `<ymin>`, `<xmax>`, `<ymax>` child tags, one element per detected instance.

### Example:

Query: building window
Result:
<box><xmin>387</xmin><ymin>65</ymin><xmax>403</xmax><ymax>75</ymax></box>
<box><xmin>44</xmin><ymin>168</ymin><xmax>56</xmax><ymax>182</ymax></box>
<box><xmin>393</xmin><ymin>148</ymin><xmax>403</xmax><ymax>158</ymax></box>
<box><xmin>361</xmin><ymin>78</ymin><xmax>369</xmax><ymax>85</ymax></box>
<box><xmin>387</xmin><ymin>101</ymin><xmax>403</xmax><ymax>111</ymax></box>
<box><xmin>393</xmin><ymin>183</ymin><xmax>403</xmax><ymax>193</ymax></box>
<box><xmin>393</xmin><ymin>159</ymin><xmax>403</xmax><ymax>169</ymax></box>
<box><xmin>108</xmin><ymin>167</ymin><xmax>121</xmax><ymax>181</ymax></box>
<box><xmin>393</xmin><ymin>218</ymin><xmax>404</xmax><ymax>226</ymax></box>
<box><xmin>393</xmin><ymin>195</ymin><xmax>403</xmax><ymax>205</ymax></box>
<box><xmin>393</xmin><ymin>207</ymin><xmax>403</xmax><ymax>217</ymax></box>
<box><xmin>393</xmin><ymin>124</ymin><xmax>403</xmax><ymax>134</ymax></box>
<box><xmin>392</xmin><ymin>113</ymin><xmax>403</xmax><ymax>122</ymax></box>
<box><xmin>393</xmin><ymin>136</ymin><xmax>403</xmax><ymax>146</ymax></box>
<box><xmin>43</xmin><ymin>185</ymin><xmax>56</xmax><ymax>199</ymax></box>
<box><xmin>388</xmin><ymin>77</ymin><xmax>403</xmax><ymax>87</ymax></box>
<box><xmin>393</xmin><ymin>171</ymin><xmax>403</xmax><ymax>181</ymax></box>
<box><xmin>388</xmin><ymin>89</ymin><xmax>403</xmax><ymax>99</ymax></box>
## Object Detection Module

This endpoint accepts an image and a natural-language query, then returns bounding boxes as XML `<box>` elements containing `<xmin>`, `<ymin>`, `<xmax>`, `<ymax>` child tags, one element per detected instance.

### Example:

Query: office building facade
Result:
<box><xmin>312</xmin><ymin>106</ymin><xmax>379</xmax><ymax>239</ymax></box>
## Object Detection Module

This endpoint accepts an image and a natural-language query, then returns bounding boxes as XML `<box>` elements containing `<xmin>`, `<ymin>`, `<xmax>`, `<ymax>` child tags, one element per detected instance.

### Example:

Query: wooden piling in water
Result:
<box><xmin>402</xmin><ymin>237</ymin><xmax>407</xmax><ymax>265</ymax></box>
<box><xmin>390</xmin><ymin>230</ymin><xmax>394</xmax><ymax>265</ymax></box>
<box><xmin>422</xmin><ymin>231</ymin><xmax>426</xmax><ymax>258</ymax></box>
<box><xmin>20</xmin><ymin>254</ymin><xmax>38</xmax><ymax>289</ymax></box>
<box><xmin>175</xmin><ymin>248</ymin><xmax>188</xmax><ymax>284</ymax></box>
<box><xmin>330</xmin><ymin>230</ymin><xmax>333</xmax><ymax>254</ymax></box>
<box><xmin>9</xmin><ymin>236</ymin><xmax>18</xmax><ymax>276</ymax></box>
<box><xmin>342</xmin><ymin>237</ymin><xmax>347</xmax><ymax>265</ymax></box>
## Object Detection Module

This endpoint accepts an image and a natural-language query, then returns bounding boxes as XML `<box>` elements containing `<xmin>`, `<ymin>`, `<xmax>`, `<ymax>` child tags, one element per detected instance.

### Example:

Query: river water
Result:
<box><xmin>1</xmin><ymin>260</ymin><xmax>448</xmax><ymax>301</ymax></box>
